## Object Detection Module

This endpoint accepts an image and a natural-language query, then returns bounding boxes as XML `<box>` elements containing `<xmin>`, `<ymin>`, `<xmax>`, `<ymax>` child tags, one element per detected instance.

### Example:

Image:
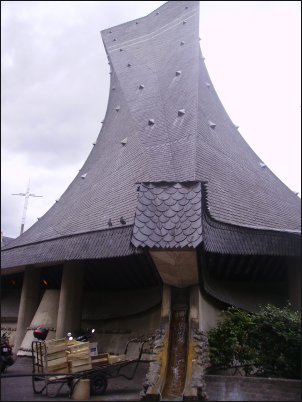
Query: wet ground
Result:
<box><xmin>1</xmin><ymin>356</ymin><xmax>148</xmax><ymax>401</ymax></box>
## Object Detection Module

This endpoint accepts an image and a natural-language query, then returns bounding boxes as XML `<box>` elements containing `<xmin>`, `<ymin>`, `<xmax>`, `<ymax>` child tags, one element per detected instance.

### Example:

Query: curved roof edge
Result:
<box><xmin>1</xmin><ymin>226</ymin><xmax>141</xmax><ymax>270</ymax></box>
<box><xmin>202</xmin><ymin>211</ymin><xmax>301</xmax><ymax>257</ymax></box>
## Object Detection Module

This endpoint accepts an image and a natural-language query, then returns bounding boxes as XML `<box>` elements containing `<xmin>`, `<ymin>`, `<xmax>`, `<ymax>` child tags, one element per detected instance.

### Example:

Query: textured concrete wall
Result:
<box><xmin>199</xmin><ymin>289</ymin><xmax>221</xmax><ymax>333</ymax></box>
<box><xmin>287</xmin><ymin>258</ymin><xmax>301</xmax><ymax>311</ymax></box>
<box><xmin>205</xmin><ymin>375</ymin><xmax>301</xmax><ymax>401</ymax></box>
<box><xmin>1</xmin><ymin>289</ymin><xmax>21</xmax><ymax>348</ymax></box>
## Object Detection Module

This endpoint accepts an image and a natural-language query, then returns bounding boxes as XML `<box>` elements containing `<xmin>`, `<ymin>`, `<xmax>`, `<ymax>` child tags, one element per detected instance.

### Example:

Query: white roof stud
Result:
<box><xmin>148</xmin><ymin>119</ymin><xmax>155</xmax><ymax>126</ymax></box>
<box><xmin>81</xmin><ymin>173</ymin><xmax>87</xmax><ymax>179</ymax></box>
<box><xmin>139</xmin><ymin>84</ymin><xmax>145</xmax><ymax>89</ymax></box>
<box><xmin>209</xmin><ymin>121</ymin><xmax>216</xmax><ymax>129</ymax></box>
<box><xmin>175</xmin><ymin>70</ymin><xmax>182</xmax><ymax>76</ymax></box>
<box><xmin>259</xmin><ymin>162</ymin><xmax>266</xmax><ymax>168</ymax></box>
<box><xmin>206</xmin><ymin>82</ymin><xmax>211</xmax><ymax>87</ymax></box>
<box><xmin>180</xmin><ymin>41</ymin><xmax>185</xmax><ymax>46</ymax></box>
<box><xmin>121</xmin><ymin>137</ymin><xmax>128</xmax><ymax>145</ymax></box>
<box><xmin>178</xmin><ymin>109</ymin><xmax>186</xmax><ymax>116</ymax></box>
<box><xmin>115</xmin><ymin>106</ymin><xmax>120</xmax><ymax>111</ymax></box>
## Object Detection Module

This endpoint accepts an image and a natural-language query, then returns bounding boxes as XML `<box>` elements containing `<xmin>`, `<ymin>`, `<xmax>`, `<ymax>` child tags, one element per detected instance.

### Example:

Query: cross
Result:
<box><xmin>12</xmin><ymin>179</ymin><xmax>43</xmax><ymax>235</ymax></box>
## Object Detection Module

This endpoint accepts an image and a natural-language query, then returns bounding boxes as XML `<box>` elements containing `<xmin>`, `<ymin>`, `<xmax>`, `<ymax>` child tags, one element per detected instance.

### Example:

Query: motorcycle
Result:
<box><xmin>67</xmin><ymin>328</ymin><xmax>95</xmax><ymax>342</ymax></box>
<box><xmin>1</xmin><ymin>332</ymin><xmax>14</xmax><ymax>373</ymax></box>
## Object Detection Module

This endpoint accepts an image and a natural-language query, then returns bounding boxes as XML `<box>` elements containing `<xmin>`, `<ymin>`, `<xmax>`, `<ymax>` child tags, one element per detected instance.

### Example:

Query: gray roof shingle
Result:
<box><xmin>131</xmin><ymin>182</ymin><xmax>202</xmax><ymax>248</ymax></box>
<box><xmin>1</xmin><ymin>1</ymin><xmax>300</xmax><ymax>269</ymax></box>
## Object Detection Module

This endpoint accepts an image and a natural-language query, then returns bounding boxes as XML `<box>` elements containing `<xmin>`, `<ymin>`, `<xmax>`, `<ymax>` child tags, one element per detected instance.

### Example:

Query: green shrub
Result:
<box><xmin>207</xmin><ymin>303</ymin><xmax>301</xmax><ymax>379</ymax></box>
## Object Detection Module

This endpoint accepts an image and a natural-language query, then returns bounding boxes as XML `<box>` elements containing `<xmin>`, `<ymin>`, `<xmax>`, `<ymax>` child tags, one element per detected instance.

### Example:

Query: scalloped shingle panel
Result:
<box><xmin>131</xmin><ymin>182</ymin><xmax>202</xmax><ymax>248</ymax></box>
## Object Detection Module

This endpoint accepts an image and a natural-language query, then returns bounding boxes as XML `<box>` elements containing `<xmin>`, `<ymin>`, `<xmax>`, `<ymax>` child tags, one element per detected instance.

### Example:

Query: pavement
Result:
<box><xmin>1</xmin><ymin>356</ymin><xmax>149</xmax><ymax>401</ymax></box>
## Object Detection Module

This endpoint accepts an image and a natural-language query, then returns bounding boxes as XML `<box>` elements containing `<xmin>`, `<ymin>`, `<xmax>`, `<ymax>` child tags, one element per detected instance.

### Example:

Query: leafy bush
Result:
<box><xmin>207</xmin><ymin>303</ymin><xmax>301</xmax><ymax>379</ymax></box>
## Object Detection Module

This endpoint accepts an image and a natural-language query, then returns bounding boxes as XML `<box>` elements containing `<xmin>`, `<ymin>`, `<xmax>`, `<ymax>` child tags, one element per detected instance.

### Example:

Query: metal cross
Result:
<box><xmin>12</xmin><ymin>179</ymin><xmax>43</xmax><ymax>235</ymax></box>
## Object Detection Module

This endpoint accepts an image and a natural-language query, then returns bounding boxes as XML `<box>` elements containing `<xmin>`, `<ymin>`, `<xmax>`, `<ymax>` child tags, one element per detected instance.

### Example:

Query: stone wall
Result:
<box><xmin>205</xmin><ymin>375</ymin><xmax>301</xmax><ymax>401</ymax></box>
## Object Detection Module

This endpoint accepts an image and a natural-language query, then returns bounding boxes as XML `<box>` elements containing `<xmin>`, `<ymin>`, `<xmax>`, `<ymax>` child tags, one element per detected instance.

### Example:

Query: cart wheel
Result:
<box><xmin>90</xmin><ymin>374</ymin><xmax>107</xmax><ymax>395</ymax></box>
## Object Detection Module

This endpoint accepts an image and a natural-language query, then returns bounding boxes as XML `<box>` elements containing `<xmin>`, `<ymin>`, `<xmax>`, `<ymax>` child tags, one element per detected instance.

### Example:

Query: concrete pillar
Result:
<box><xmin>13</xmin><ymin>266</ymin><xmax>41</xmax><ymax>355</ymax></box>
<box><xmin>56</xmin><ymin>262</ymin><xmax>84</xmax><ymax>339</ymax></box>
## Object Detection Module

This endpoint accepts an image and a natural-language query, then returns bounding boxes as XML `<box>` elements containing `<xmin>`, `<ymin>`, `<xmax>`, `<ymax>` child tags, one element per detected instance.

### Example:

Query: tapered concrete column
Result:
<box><xmin>56</xmin><ymin>262</ymin><xmax>84</xmax><ymax>339</ymax></box>
<box><xmin>13</xmin><ymin>266</ymin><xmax>41</xmax><ymax>355</ymax></box>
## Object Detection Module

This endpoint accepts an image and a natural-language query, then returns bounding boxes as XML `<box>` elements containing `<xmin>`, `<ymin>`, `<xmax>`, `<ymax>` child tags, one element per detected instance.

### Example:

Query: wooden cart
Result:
<box><xmin>31</xmin><ymin>336</ymin><xmax>152</xmax><ymax>398</ymax></box>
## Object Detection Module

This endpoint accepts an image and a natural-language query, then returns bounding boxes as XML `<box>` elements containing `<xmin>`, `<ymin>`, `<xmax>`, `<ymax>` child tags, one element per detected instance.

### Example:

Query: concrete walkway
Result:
<box><xmin>1</xmin><ymin>357</ymin><xmax>148</xmax><ymax>401</ymax></box>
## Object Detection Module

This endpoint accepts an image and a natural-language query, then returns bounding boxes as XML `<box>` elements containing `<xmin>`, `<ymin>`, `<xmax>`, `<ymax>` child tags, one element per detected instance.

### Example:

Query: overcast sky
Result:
<box><xmin>1</xmin><ymin>1</ymin><xmax>301</xmax><ymax>239</ymax></box>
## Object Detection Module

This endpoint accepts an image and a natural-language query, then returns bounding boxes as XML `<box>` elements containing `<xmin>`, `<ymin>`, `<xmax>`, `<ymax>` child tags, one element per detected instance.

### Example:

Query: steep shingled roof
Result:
<box><xmin>1</xmin><ymin>1</ymin><xmax>300</xmax><ymax>270</ymax></box>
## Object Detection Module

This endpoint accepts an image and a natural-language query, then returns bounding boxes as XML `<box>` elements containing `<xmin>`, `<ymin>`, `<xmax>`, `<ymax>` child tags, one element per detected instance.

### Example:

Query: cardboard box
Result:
<box><xmin>90</xmin><ymin>342</ymin><xmax>98</xmax><ymax>356</ymax></box>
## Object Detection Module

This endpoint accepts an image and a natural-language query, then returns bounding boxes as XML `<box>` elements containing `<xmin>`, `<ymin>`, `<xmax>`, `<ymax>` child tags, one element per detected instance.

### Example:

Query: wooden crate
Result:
<box><xmin>91</xmin><ymin>353</ymin><xmax>109</xmax><ymax>368</ymax></box>
<box><xmin>43</xmin><ymin>338</ymin><xmax>76</xmax><ymax>373</ymax></box>
<box><xmin>44</xmin><ymin>338</ymin><xmax>77</xmax><ymax>355</ymax></box>
<box><xmin>68</xmin><ymin>352</ymin><xmax>92</xmax><ymax>373</ymax></box>
<box><xmin>47</xmin><ymin>357</ymin><xmax>68</xmax><ymax>370</ymax></box>
<box><xmin>67</xmin><ymin>341</ymin><xmax>90</xmax><ymax>355</ymax></box>
<box><xmin>108</xmin><ymin>354</ymin><xmax>128</xmax><ymax>364</ymax></box>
